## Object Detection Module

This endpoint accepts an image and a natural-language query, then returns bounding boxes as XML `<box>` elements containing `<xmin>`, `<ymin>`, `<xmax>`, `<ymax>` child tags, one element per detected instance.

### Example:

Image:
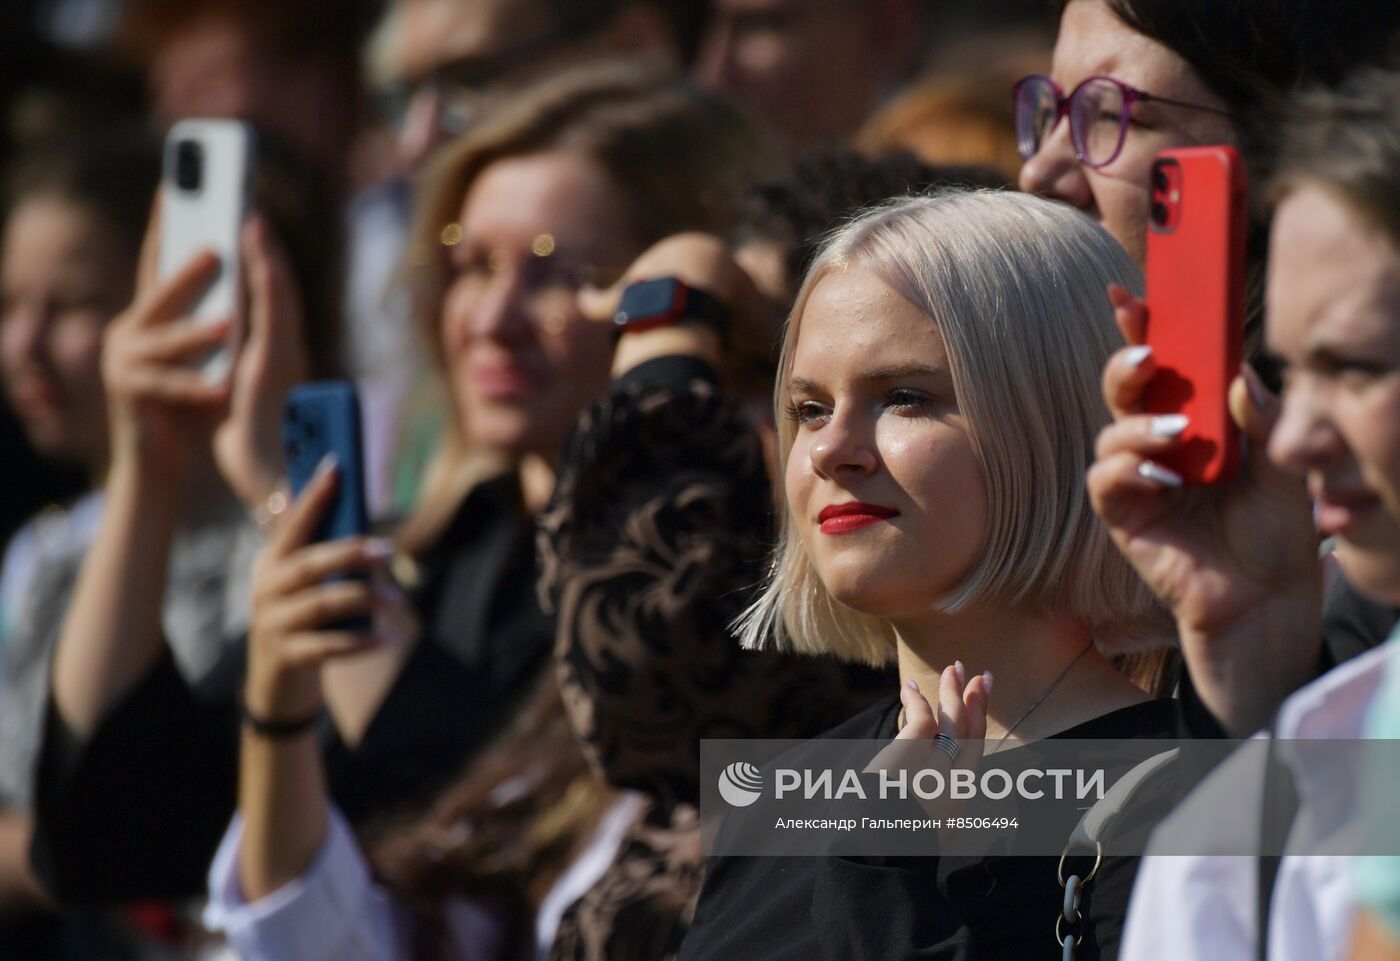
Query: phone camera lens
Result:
<box><xmin>1151</xmin><ymin>201</ymin><xmax>1169</xmax><ymax>226</ymax></box>
<box><xmin>175</xmin><ymin>140</ymin><xmax>203</xmax><ymax>192</ymax></box>
<box><xmin>1152</xmin><ymin>168</ymin><xmax>1169</xmax><ymax>193</ymax></box>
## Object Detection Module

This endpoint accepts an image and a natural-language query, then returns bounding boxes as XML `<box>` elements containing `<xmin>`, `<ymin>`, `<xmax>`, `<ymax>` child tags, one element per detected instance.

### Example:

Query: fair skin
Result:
<box><xmin>237</xmin><ymin>150</ymin><xmax>640</xmax><ymax>900</ymax></box>
<box><xmin>786</xmin><ymin>268</ymin><xmax>1146</xmax><ymax>746</ymax></box>
<box><xmin>1019</xmin><ymin>0</ymin><xmax>1236</xmax><ymax>266</ymax></box>
<box><xmin>1266</xmin><ymin>187</ymin><xmax>1400</xmax><ymax>604</ymax></box>
<box><xmin>1085</xmin><ymin>188</ymin><xmax>1400</xmax><ymax>737</ymax></box>
<box><xmin>1270</xmin><ymin>188</ymin><xmax>1400</xmax><ymax>961</ymax></box>
<box><xmin>0</xmin><ymin>197</ymin><xmax>129</xmax><ymax>478</ymax></box>
<box><xmin>693</xmin><ymin>0</ymin><xmax>921</xmax><ymax>152</ymax></box>
<box><xmin>0</xmin><ymin>195</ymin><xmax>134</xmax><ymax>915</ymax></box>
<box><xmin>388</xmin><ymin>0</ymin><xmax>674</xmax><ymax>171</ymax></box>
<box><xmin>50</xmin><ymin>209</ymin><xmax>307</xmax><ymax>740</ymax></box>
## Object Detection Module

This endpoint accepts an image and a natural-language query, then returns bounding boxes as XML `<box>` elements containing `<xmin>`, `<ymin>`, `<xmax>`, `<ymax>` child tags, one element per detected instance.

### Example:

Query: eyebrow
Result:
<box><xmin>788</xmin><ymin>364</ymin><xmax>945</xmax><ymax>395</ymax></box>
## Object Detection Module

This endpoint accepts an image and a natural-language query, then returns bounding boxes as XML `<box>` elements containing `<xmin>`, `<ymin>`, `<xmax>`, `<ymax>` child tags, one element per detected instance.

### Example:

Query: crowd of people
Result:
<box><xmin>3</xmin><ymin>1</ymin><xmax>1400</xmax><ymax>960</ymax></box>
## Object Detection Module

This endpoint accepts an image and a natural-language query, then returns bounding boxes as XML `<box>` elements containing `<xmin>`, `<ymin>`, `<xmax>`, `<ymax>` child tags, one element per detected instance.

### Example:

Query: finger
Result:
<box><xmin>261</xmin><ymin>537</ymin><xmax>393</xmax><ymax>599</ymax></box>
<box><xmin>121</xmin><ymin>366</ymin><xmax>229</xmax><ymax>406</ymax></box>
<box><xmin>242</xmin><ymin>215</ymin><xmax>301</xmax><ymax>356</ymax></box>
<box><xmin>262</xmin><ymin>580</ymin><xmax>376</xmax><ymax>634</ymax></box>
<box><xmin>895</xmin><ymin>680</ymin><xmax>939</xmax><ymax>740</ymax></box>
<box><xmin>937</xmin><ymin>663</ymin><xmax>968</xmax><ymax>739</ymax></box>
<box><xmin>276</xmin><ymin>632</ymin><xmax>378</xmax><ymax>667</ymax></box>
<box><xmin>963</xmin><ymin>673</ymin><xmax>990</xmax><ymax>742</ymax></box>
<box><xmin>268</xmin><ymin>455</ymin><xmax>340</xmax><ymax>557</ymax></box>
<box><xmin>1102</xmin><ymin>343</ymin><xmax>1157</xmax><ymax>419</ymax></box>
<box><xmin>1107</xmin><ymin>284</ymin><xmax>1148</xmax><ymax>344</ymax></box>
<box><xmin>1094</xmin><ymin>414</ymin><xmax>1190</xmax><ymax>462</ymax></box>
<box><xmin>577</xmin><ymin>282</ymin><xmax>622</xmax><ymax>325</ymax></box>
<box><xmin>128</xmin><ymin>316</ymin><xmax>232</xmax><ymax>363</ymax></box>
<box><xmin>1229</xmin><ymin>364</ymin><xmax>1281</xmax><ymax>443</ymax></box>
<box><xmin>138</xmin><ymin>250</ymin><xmax>222</xmax><ymax>326</ymax></box>
<box><xmin>136</xmin><ymin>191</ymin><xmax>163</xmax><ymax>294</ymax></box>
<box><xmin>1086</xmin><ymin>452</ymin><xmax>1182</xmax><ymax>532</ymax></box>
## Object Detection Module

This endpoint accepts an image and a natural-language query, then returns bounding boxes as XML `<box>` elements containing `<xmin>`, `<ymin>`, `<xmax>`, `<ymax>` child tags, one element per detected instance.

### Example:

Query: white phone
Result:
<box><xmin>158</xmin><ymin>119</ymin><xmax>254</xmax><ymax>382</ymax></box>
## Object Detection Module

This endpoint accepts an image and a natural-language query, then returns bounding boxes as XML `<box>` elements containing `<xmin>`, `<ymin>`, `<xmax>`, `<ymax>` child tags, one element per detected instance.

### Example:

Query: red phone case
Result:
<box><xmin>1143</xmin><ymin>145</ymin><xmax>1246</xmax><ymax>484</ymax></box>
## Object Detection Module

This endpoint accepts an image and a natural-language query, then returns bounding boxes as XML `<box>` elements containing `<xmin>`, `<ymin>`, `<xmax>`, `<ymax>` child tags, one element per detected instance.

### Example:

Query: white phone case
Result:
<box><xmin>158</xmin><ymin>119</ymin><xmax>254</xmax><ymax>383</ymax></box>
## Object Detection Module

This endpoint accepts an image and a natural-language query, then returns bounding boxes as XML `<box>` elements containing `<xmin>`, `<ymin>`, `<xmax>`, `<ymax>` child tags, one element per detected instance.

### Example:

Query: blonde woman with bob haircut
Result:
<box><xmin>681</xmin><ymin>190</ymin><xmax>1175</xmax><ymax>961</ymax></box>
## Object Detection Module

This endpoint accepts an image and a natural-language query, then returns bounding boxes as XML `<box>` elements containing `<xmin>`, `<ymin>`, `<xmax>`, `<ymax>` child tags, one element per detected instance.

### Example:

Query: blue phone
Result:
<box><xmin>283</xmin><ymin>381</ymin><xmax>370</xmax><ymax>630</ymax></box>
<box><xmin>283</xmin><ymin>380</ymin><xmax>369</xmax><ymax>543</ymax></box>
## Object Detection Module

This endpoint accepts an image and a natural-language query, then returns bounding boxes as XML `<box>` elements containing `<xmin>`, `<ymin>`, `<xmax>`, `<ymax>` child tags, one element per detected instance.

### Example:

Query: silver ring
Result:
<box><xmin>935</xmin><ymin>732</ymin><xmax>961</xmax><ymax>762</ymax></box>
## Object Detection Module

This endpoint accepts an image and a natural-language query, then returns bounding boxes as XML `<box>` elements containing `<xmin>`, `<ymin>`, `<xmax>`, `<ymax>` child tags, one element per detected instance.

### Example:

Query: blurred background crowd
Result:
<box><xmin>4</xmin><ymin>1</ymin><xmax>1400</xmax><ymax>961</ymax></box>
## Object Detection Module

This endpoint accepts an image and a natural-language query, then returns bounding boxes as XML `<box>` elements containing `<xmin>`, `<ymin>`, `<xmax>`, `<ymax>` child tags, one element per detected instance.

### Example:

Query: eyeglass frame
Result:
<box><xmin>1012</xmin><ymin>74</ymin><xmax>1232</xmax><ymax>170</ymax></box>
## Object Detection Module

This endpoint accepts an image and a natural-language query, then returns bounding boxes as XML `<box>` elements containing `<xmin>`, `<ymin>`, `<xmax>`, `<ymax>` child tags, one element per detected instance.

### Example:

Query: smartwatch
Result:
<box><xmin>612</xmin><ymin>276</ymin><xmax>730</xmax><ymax>341</ymax></box>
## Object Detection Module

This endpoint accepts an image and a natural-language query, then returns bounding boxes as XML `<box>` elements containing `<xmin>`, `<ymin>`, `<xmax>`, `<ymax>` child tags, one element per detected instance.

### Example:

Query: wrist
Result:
<box><xmin>612</xmin><ymin>326</ymin><xmax>722</xmax><ymax>378</ymax></box>
<box><xmin>243</xmin><ymin>667</ymin><xmax>323</xmax><ymax>724</ymax></box>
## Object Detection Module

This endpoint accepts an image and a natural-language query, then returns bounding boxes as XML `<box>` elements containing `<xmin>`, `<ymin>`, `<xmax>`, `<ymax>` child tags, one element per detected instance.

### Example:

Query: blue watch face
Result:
<box><xmin>616</xmin><ymin>277</ymin><xmax>680</xmax><ymax>324</ymax></box>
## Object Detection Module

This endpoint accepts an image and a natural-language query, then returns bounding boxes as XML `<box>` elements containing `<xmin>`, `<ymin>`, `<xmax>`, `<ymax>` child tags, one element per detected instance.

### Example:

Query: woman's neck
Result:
<box><xmin>891</xmin><ymin>603</ymin><xmax>1147</xmax><ymax>743</ymax></box>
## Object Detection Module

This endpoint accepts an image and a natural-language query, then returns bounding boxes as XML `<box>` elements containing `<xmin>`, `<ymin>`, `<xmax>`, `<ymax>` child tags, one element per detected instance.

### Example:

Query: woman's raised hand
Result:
<box><xmin>102</xmin><ymin>203</ymin><xmax>230</xmax><ymax>480</ymax></box>
<box><xmin>894</xmin><ymin>664</ymin><xmax>990</xmax><ymax>744</ymax></box>
<box><xmin>213</xmin><ymin>216</ymin><xmax>309</xmax><ymax>511</ymax></box>
<box><xmin>1086</xmin><ymin>285</ymin><xmax>1321</xmax><ymax>734</ymax></box>
<box><xmin>577</xmin><ymin>231</ymin><xmax>784</xmax><ymax>376</ymax></box>
<box><xmin>244</xmin><ymin>458</ymin><xmax>395</xmax><ymax>724</ymax></box>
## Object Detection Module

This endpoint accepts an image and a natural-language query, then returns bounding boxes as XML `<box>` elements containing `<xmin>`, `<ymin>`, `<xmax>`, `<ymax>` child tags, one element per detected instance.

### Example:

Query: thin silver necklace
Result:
<box><xmin>985</xmin><ymin>639</ymin><xmax>1095</xmax><ymax>755</ymax></box>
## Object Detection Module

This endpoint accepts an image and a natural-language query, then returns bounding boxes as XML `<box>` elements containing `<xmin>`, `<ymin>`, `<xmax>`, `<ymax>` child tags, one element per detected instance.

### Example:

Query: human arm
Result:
<box><xmin>1086</xmin><ymin>286</ymin><xmax>1321</xmax><ymax>736</ymax></box>
<box><xmin>237</xmin><ymin>458</ymin><xmax>388</xmax><ymax>900</ymax></box>
<box><xmin>541</xmin><ymin>234</ymin><xmax>891</xmax><ymax>809</ymax></box>
<box><xmin>52</xmin><ymin>213</ymin><xmax>302</xmax><ymax>738</ymax></box>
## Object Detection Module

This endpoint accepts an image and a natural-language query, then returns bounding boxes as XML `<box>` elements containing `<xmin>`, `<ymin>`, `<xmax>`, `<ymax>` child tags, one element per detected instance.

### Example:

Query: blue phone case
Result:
<box><xmin>283</xmin><ymin>381</ymin><xmax>369</xmax><ymax>543</ymax></box>
<box><xmin>283</xmin><ymin>381</ymin><xmax>371</xmax><ymax>631</ymax></box>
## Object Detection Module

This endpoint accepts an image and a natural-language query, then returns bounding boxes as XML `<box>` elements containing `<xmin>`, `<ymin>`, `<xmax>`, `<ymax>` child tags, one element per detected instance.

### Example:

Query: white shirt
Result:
<box><xmin>1121</xmin><ymin>639</ymin><xmax>1397</xmax><ymax>961</ymax></box>
<box><xmin>204</xmin><ymin>794</ymin><xmax>646</xmax><ymax>961</ymax></box>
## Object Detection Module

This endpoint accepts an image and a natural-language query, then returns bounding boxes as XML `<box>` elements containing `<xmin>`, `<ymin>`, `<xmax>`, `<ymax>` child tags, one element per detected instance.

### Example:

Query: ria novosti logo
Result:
<box><xmin>717</xmin><ymin>761</ymin><xmax>764</xmax><ymax>807</ymax></box>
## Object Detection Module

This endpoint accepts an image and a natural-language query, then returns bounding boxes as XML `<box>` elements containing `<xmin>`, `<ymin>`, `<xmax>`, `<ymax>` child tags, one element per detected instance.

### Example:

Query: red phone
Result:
<box><xmin>1143</xmin><ymin>145</ymin><xmax>1246</xmax><ymax>485</ymax></box>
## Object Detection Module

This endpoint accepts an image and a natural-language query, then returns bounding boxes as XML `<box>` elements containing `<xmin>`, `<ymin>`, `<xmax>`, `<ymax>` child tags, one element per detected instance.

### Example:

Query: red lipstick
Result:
<box><xmin>818</xmin><ymin>501</ymin><xmax>899</xmax><ymax>535</ymax></box>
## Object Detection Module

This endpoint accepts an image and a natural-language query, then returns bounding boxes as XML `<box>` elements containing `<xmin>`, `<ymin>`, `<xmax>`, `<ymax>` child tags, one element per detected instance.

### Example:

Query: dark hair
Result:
<box><xmin>1269</xmin><ymin>65</ymin><xmax>1400</xmax><ymax>249</ymax></box>
<box><xmin>3</xmin><ymin>125</ymin><xmax>161</xmax><ymax>261</ymax></box>
<box><xmin>118</xmin><ymin>0</ymin><xmax>380</xmax><ymax>69</ymax></box>
<box><xmin>1084</xmin><ymin>0</ymin><xmax>1400</xmax><ymax>175</ymax></box>
<box><xmin>735</xmin><ymin>148</ymin><xmax>1009</xmax><ymax>287</ymax></box>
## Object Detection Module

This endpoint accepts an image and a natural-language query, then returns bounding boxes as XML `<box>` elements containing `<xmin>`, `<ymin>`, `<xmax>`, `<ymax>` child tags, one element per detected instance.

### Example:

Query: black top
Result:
<box><xmin>679</xmin><ymin>696</ymin><xmax>1177</xmax><ymax>961</ymax></box>
<box><xmin>30</xmin><ymin>475</ymin><xmax>553</xmax><ymax>902</ymax></box>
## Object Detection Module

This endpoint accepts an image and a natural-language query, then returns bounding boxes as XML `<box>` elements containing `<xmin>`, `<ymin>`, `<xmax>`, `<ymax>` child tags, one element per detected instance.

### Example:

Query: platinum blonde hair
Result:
<box><xmin>737</xmin><ymin>189</ymin><xmax>1165</xmax><ymax>665</ymax></box>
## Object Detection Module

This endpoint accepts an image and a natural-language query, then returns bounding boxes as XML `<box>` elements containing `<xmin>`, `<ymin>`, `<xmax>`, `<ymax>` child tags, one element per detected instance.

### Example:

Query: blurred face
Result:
<box><xmin>440</xmin><ymin>150</ymin><xmax>634</xmax><ymax>458</ymax></box>
<box><xmin>0</xmin><ymin>198</ymin><xmax>128</xmax><ymax>471</ymax></box>
<box><xmin>694</xmin><ymin>0</ymin><xmax>902</xmax><ymax>151</ymax></box>
<box><xmin>149</xmin><ymin>16</ymin><xmax>348</xmax><ymax>174</ymax></box>
<box><xmin>1267</xmin><ymin>186</ymin><xmax>1400</xmax><ymax>603</ymax></box>
<box><xmin>784</xmin><ymin>268</ymin><xmax>987</xmax><ymax>619</ymax></box>
<box><xmin>389</xmin><ymin>0</ymin><xmax>557</xmax><ymax>169</ymax></box>
<box><xmin>1019</xmin><ymin>0</ymin><xmax>1236</xmax><ymax>265</ymax></box>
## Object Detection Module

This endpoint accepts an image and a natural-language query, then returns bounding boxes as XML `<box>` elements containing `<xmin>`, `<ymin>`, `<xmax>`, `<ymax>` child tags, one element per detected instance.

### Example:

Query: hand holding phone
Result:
<box><xmin>1143</xmin><ymin>146</ymin><xmax>1246</xmax><ymax>485</ymax></box>
<box><xmin>159</xmin><ymin>119</ymin><xmax>254</xmax><ymax>383</ymax></box>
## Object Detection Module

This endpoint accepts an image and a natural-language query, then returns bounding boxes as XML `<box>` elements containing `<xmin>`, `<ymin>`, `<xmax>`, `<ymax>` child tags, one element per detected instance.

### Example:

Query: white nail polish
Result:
<box><xmin>1123</xmin><ymin>345</ymin><xmax>1153</xmax><ymax>368</ymax></box>
<box><xmin>1138</xmin><ymin>461</ymin><xmax>1184</xmax><ymax>488</ymax></box>
<box><xmin>982</xmin><ymin>671</ymin><xmax>994</xmax><ymax>695</ymax></box>
<box><xmin>954</xmin><ymin>660</ymin><xmax>965</xmax><ymax>684</ymax></box>
<box><xmin>314</xmin><ymin>453</ymin><xmax>339</xmax><ymax>477</ymax></box>
<box><xmin>1149</xmin><ymin>414</ymin><xmax>1189</xmax><ymax>438</ymax></box>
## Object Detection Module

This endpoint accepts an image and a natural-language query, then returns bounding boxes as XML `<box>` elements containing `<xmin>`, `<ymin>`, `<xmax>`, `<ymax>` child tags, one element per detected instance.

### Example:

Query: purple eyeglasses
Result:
<box><xmin>1013</xmin><ymin>74</ymin><xmax>1231</xmax><ymax>169</ymax></box>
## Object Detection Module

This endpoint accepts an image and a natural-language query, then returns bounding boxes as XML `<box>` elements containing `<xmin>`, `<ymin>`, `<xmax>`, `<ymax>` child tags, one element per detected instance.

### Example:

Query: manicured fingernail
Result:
<box><xmin>954</xmin><ymin>660</ymin><xmax>965</xmax><ymax>685</ymax></box>
<box><xmin>1138</xmin><ymin>461</ymin><xmax>1183</xmax><ymax>488</ymax></box>
<box><xmin>907</xmin><ymin>678</ymin><xmax>919</xmax><ymax>692</ymax></box>
<box><xmin>982</xmin><ymin>671</ymin><xmax>994</xmax><ymax>694</ymax></box>
<box><xmin>363</xmin><ymin>538</ymin><xmax>395</xmax><ymax>560</ymax></box>
<box><xmin>1149</xmin><ymin>414</ymin><xmax>1189</xmax><ymax>438</ymax></box>
<box><xmin>314</xmin><ymin>453</ymin><xmax>338</xmax><ymax>477</ymax></box>
<box><xmin>1124</xmin><ymin>345</ymin><xmax>1153</xmax><ymax>368</ymax></box>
